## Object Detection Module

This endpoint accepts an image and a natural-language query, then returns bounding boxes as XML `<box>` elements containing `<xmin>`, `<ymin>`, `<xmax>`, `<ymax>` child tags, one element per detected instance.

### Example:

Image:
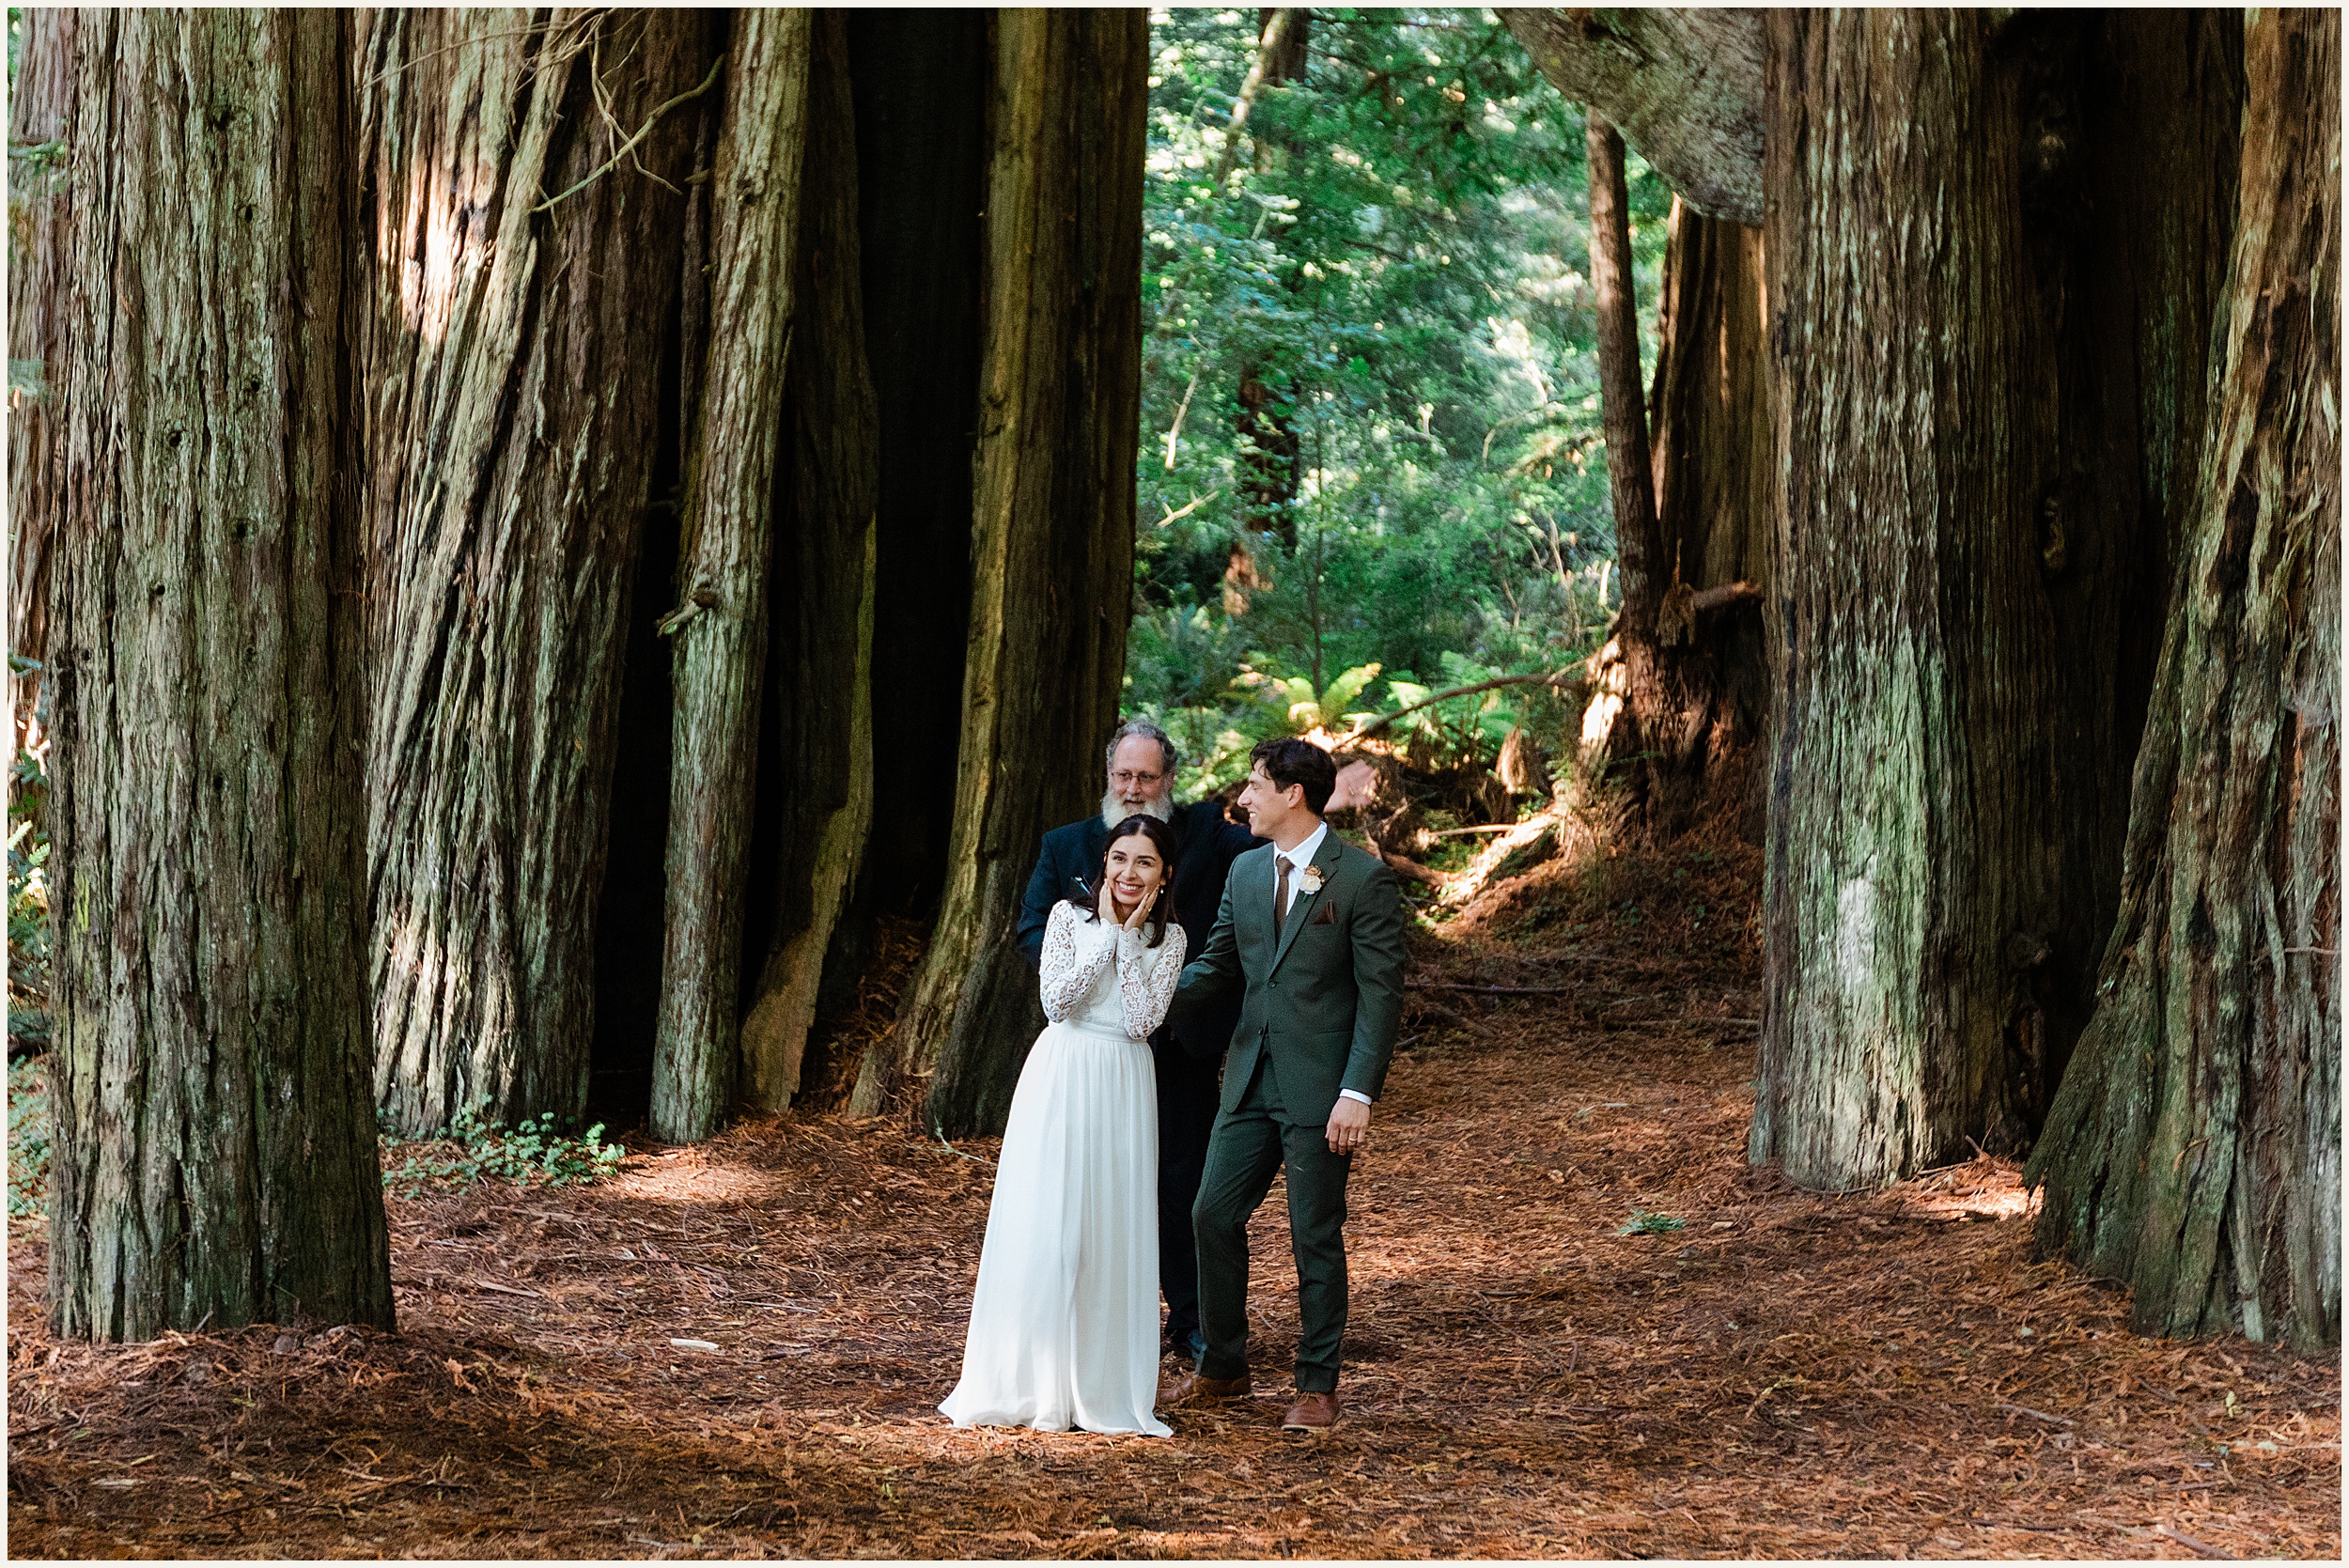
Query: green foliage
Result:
<box><xmin>1129</xmin><ymin>8</ymin><xmax>1667</xmax><ymax>784</ymax></box>
<box><xmin>8</xmin><ymin>1055</ymin><xmax>48</xmax><ymax>1219</ymax></box>
<box><xmin>8</xmin><ymin>731</ymin><xmax>49</xmax><ymax>1053</ymax></box>
<box><xmin>380</xmin><ymin>1101</ymin><xmax>626</xmax><ymax>1197</ymax></box>
<box><xmin>1617</xmin><ymin>1208</ymin><xmax>1686</xmax><ymax>1236</ymax></box>
<box><xmin>1236</xmin><ymin>659</ymin><xmax>1384</xmax><ymax>735</ymax></box>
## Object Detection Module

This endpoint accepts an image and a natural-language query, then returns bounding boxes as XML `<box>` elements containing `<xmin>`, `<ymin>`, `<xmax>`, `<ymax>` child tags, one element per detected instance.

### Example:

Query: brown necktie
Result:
<box><xmin>1272</xmin><ymin>852</ymin><xmax>1291</xmax><ymax>941</ymax></box>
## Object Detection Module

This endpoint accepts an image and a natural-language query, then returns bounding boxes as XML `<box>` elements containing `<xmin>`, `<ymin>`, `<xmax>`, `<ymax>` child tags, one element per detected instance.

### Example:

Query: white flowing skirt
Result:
<box><xmin>940</xmin><ymin>1017</ymin><xmax>1171</xmax><ymax>1436</ymax></box>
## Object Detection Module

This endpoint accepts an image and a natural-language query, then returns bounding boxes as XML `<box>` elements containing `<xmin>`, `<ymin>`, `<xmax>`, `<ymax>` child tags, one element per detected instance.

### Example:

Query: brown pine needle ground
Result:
<box><xmin>8</xmin><ymin>838</ymin><xmax>2340</xmax><ymax>1559</ymax></box>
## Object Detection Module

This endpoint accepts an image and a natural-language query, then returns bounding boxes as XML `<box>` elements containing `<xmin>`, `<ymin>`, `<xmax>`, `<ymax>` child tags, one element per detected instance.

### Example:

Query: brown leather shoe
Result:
<box><xmin>1159</xmin><ymin>1372</ymin><xmax>1251</xmax><ymax>1406</ymax></box>
<box><xmin>1282</xmin><ymin>1390</ymin><xmax>1340</xmax><ymax>1430</ymax></box>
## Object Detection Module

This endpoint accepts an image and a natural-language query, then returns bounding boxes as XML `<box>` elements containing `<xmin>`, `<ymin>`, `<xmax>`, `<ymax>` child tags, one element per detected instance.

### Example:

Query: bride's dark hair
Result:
<box><xmin>1073</xmin><ymin>815</ymin><xmax>1179</xmax><ymax>948</ymax></box>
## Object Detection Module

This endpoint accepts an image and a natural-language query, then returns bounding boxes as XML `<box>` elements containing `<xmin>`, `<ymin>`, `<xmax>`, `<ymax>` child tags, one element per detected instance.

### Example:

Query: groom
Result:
<box><xmin>1161</xmin><ymin>737</ymin><xmax>1408</xmax><ymax>1430</ymax></box>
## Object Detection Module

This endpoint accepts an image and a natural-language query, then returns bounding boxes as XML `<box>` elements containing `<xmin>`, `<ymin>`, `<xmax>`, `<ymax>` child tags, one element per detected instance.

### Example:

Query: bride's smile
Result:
<box><xmin>1103</xmin><ymin>838</ymin><xmax>1165</xmax><ymax>923</ymax></box>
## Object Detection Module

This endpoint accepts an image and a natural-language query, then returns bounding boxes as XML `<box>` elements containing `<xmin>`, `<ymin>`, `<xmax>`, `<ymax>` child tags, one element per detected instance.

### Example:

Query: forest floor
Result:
<box><xmin>7</xmin><ymin>831</ymin><xmax>2341</xmax><ymax>1560</ymax></box>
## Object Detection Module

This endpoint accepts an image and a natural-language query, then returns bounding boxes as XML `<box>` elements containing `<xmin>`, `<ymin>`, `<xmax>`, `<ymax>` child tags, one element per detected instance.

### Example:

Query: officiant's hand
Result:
<box><xmin>1119</xmin><ymin>886</ymin><xmax>1159</xmax><ymax>933</ymax></box>
<box><xmin>1326</xmin><ymin>1095</ymin><xmax>1370</xmax><ymax>1155</ymax></box>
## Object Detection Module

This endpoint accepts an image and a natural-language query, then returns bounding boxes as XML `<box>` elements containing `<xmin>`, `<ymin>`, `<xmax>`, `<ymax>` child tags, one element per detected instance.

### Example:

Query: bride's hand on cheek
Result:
<box><xmin>1122</xmin><ymin>884</ymin><xmax>1159</xmax><ymax>932</ymax></box>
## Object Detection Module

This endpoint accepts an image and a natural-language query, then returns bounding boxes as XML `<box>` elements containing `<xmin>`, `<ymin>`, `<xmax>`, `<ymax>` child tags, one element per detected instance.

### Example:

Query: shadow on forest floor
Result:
<box><xmin>7</xmin><ymin>837</ymin><xmax>2341</xmax><ymax>1560</ymax></box>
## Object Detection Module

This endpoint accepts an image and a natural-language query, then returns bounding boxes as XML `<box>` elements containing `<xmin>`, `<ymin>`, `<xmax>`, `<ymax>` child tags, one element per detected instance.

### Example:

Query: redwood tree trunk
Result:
<box><xmin>738</xmin><ymin>12</ymin><xmax>881</xmax><ymax>1113</ymax></box>
<box><xmin>649</xmin><ymin>8</ymin><xmax>815</xmax><ymax>1144</ymax></box>
<box><xmin>7</xmin><ymin>8</ymin><xmax>78</xmax><ymax>768</ymax></box>
<box><xmin>360</xmin><ymin>9</ymin><xmax>716</xmax><ymax>1135</ymax></box>
<box><xmin>1750</xmin><ymin>11</ymin><xmax>2092</xmax><ymax>1188</ymax></box>
<box><xmin>2029</xmin><ymin>8</ymin><xmax>2340</xmax><ymax>1349</ymax></box>
<box><xmin>46</xmin><ymin>8</ymin><xmax>391</xmax><ymax>1340</ymax></box>
<box><xmin>852</xmin><ymin>8</ymin><xmax>1147</xmax><ymax>1136</ymax></box>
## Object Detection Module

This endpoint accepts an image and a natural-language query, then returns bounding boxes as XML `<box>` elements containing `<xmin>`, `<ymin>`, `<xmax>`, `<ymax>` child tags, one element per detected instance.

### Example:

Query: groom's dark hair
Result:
<box><xmin>1250</xmin><ymin>737</ymin><xmax>1337</xmax><ymax>815</ymax></box>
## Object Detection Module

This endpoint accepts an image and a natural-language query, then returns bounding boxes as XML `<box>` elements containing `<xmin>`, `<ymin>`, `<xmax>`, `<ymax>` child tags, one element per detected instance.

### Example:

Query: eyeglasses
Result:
<box><xmin>1110</xmin><ymin>769</ymin><xmax>1165</xmax><ymax>788</ymax></box>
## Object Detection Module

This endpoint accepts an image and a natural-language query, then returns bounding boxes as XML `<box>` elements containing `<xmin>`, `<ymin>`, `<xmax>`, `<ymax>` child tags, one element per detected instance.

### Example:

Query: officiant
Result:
<box><xmin>1016</xmin><ymin>719</ymin><xmax>1261</xmax><ymax>1362</ymax></box>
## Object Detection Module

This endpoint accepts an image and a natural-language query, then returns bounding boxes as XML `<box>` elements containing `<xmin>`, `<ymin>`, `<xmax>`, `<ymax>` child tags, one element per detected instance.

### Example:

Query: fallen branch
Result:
<box><xmin>1412</xmin><ymin>982</ymin><xmax>1579</xmax><ymax>996</ymax></box>
<box><xmin>1334</xmin><ymin>668</ymin><xmax>1590</xmax><ymax>750</ymax></box>
<box><xmin>1368</xmin><ymin>843</ymin><xmax>1451</xmax><ymax>885</ymax></box>
<box><xmin>1994</xmin><ymin>1401</ymin><xmax>2074</xmax><ymax>1427</ymax></box>
<box><xmin>1424</xmin><ymin>823</ymin><xmax>1525</xmax><ymax>838</ymax></box>
<box><xmin>2155</xmin><ymin>1525</ymin><xmax>2238</xmax><ymax>1560</ymax></box>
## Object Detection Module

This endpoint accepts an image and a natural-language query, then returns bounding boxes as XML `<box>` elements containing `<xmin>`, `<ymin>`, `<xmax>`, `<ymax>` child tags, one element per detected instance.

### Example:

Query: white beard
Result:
<box><xmin>1101</xmin><ymin>790</ymin><xmax>1174</xmax><ymax>831</ymax></box>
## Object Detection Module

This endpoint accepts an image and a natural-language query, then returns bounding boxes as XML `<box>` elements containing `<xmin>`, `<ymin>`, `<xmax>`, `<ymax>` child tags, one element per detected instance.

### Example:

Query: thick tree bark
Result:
<box><xmin>360</xmin><ymin>9</ymin><xmax>716</xmax><ymax>1135</ymax></box>
<box><xmin>851</xmin><ymin>8</ymin><xmax>1148</xmax><ymax>1135</ymax></box>
<box><xmin>649</xmin><ymin>8</ymin><xmax>815</xmax><ymax>1144</ymax></box>
<box><xmin>1502</xmin><ymin>8</ymin><xmax>1763</xmax><ymax>225</ymax></box>
<box><xmin>738</xmin><ymin>13</ymin><xmax>881</xmax><ymax>1113</ymax></box>
<box><xmin>1750</xmin><ymin>11</ymin><xmax>2112</xmax><ymax>1188</ymax></box>
<box><xmin>46</xmin><ymin>8</ymin><xmax>392</xmax><ymax>1340</ymax></box>
<box><xmin>2019</xmin><ymin>10</ymin><xmax>2248</xmax><ymax>1098</ymax></box>
<box><xmin>7</xmin><ymin>8</ymin><xmax>79</xmax><ymax>769</ymax></box>
<box><xmin>2030</xmin><ymin>8</ymin><xmax>2339</xmax><ymax>1349</ymax></box>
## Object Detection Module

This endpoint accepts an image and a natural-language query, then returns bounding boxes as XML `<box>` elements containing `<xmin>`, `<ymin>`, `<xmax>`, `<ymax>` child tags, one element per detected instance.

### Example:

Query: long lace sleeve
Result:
<box><xmin>1115</xmin><ymin>922</ymin><xmax>1187</xmax><ymax>1041</ymax></box>
<box><xmin>1038</xmin><ymin>902</ymin><xmax>1115</xmax><ymax>1022</ymax></box>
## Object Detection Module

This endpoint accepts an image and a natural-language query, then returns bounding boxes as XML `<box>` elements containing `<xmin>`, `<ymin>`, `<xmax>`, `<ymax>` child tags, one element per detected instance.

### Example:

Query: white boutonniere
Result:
<box><xmin>1298</xmin><ymin>865</ymin><xmax>1326</xmax><ymax>895</ymax></box>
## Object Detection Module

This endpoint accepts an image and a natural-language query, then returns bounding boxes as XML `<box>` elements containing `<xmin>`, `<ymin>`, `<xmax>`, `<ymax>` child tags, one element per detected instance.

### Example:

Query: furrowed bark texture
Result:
<box><xmin>360</xmin><ymin>9</ymin><xmax>714</xmax><ymax>1135</ymax></box>
<box><xmin>1502</xmin><ymin>8</ymin><xmax>1763</xmax><ymax>225</ymax></box>
<box><xmin>8</xmin><ymin>8</ymin><xmax>79</xmax><ymax>762</ymax></box>
<box><xmin>739</xmin><ymin>12</ymin><xmax>880</xmax><ymax>1113</ymax></box>
<box><xmin>853</xmin><ymin>8</ymin><xmax>1148</xmax><ymax>1135</ymax></box>
<box><xmin>47</xmin><ymin>8</ymin><xmax>392</xmax><ymax>1340</ymax></box>
<box><xmin>2029</xmin><ymin>8</ymin><xmax>2340</xmax><ymax>1349</ymax></box>
<box><xmin>1643</xmin><ymin>198</ymin><xmax>1774</xmax><ymax>807</ymax></box>
<box><xmin>650</xmin><ymin>8</ymin><xmax>815</xmax><ymax>1144</ymax></box>
<box><xmin>1752</xmin><ymin>11</ymin><xmax>2079</xmax><ymax>1188</ymax></box>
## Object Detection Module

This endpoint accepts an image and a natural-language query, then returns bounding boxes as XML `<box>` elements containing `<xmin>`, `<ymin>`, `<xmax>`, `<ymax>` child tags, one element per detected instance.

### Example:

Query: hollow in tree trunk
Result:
<box><xmin>359</xmin><ymin>9</ymin><xmax>717</xmax><ymax>1135</ymax></box>
<box><xmin>650</xmin><ymin>8</ymin><xmax>815</xmax><ymax>1144</ymax></box>
<box><xmin>2029</xmin><ymin>8</ymin><xmax>2340</xmax><ymax>1349</ymax></box>
<box><xmin>46</xmin><ymin>8</ymin><xmax>391</xmax><ymax>1340</ymax></box>
<box><xmin>851</xmin><ymin>8</ymin><xmax>1147</xmax><ymax>1136</ymax></box>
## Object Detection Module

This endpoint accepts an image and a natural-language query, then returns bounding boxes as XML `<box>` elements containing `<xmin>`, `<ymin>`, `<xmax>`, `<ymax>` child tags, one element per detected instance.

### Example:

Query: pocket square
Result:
<box><xmin>1310</xmin><ymin>901</ymin><xmax>1338</xmax><ymax>926</ymax></box>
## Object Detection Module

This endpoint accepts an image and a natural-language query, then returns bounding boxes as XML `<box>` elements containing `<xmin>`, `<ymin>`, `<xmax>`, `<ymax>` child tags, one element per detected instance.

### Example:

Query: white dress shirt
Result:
<box><xmin>1271</xmin><ymin>822</ymin><xmax>1373</xmax><ymax>1109</ymax></box>
<box><xmin>1271</xmin><ymin>821</ymin><xmax>1329</xmax><ymax>915</ymax></box>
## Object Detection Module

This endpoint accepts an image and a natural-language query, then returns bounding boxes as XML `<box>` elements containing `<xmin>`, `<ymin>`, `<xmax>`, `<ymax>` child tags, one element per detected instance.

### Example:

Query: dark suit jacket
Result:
<box><xmin>1017</xmin><ymin>800</ymin><xmax>1262</xmax><ymax>1062</ymax></box>
<box><xmin>1169</xmin><ymin>831</ymin><xmax>1409</xmax><ymax>1123</ymax></box>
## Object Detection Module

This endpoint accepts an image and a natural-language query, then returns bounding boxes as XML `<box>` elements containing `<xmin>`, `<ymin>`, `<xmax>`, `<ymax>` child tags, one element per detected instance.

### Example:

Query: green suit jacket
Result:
<box><xmin>1170</xmin><ymin>830</ymin><xmax>1410</xmax><ymax>1122</ymax></box>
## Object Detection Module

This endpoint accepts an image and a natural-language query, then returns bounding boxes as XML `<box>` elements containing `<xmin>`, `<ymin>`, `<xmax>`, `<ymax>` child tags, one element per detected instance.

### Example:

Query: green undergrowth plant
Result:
<box><xmin>1618</xmin><ymin>1208</ymin><xmax>1685</xmax><ymax>1237</ymax></box>
<box><xmin>8</xmin><ymin>1055</ymin><xmax>50</xmax><ymax>1219</ymax></box>
<box><xmin>380</xmin><ymin>1100</ymin><xmax>625</xmax><ymax>1198</ymax></box>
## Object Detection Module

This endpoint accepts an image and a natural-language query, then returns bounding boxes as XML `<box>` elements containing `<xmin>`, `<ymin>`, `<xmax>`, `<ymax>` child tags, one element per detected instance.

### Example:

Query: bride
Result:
<box><xmin>941</xmin><ymin>815</ymin><xmax>1187</xmax><ymax>1436</ymax></box>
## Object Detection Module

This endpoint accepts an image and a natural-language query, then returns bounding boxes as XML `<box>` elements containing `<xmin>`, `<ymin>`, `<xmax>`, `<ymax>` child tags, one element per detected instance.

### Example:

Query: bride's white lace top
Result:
<box><xmin>1038</xmin><ymin>900</ymin><xmax>1187</xmax><ymax>1040</ymax></box>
